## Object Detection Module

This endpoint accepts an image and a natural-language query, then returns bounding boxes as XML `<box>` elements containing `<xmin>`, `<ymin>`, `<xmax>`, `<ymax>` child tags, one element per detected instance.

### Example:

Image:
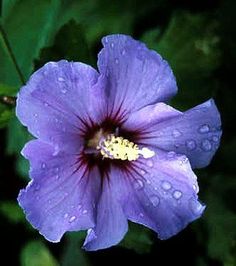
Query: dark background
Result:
<box><xmin>0</xmin><ymin>0</ymin><xmax>235</xmax><ymax>265</ymax></box>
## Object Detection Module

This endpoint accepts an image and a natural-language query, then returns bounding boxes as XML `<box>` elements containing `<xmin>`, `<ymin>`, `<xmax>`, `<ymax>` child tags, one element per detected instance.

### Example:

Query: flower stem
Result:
<box><xmin>0</xmin><ymin>24</ymin><xmax>26</xmax><ymax>85</ymax></box>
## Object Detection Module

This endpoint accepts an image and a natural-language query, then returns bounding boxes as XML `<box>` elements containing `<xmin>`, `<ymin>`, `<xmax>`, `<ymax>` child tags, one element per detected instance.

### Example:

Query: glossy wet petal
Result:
<box><xmin>119</xmin><ymin>150</ymin><xmax>204</xmax><ymax>239</ymax></box>
<box><xmin>16</xmin><ymin>60</ymin><xmax>104</xmax><ymax>152</ymax></box>
<box><xmin>97</xmin><ymin>34</ymin><xmax>177</xmax><ymax>116</ymax></box>
<box><xmin>125</xmin><ymin>99</ymin><xmax>222</xmax><ymax>168</ymax></box>
<box><xmin>83</xmin><ymin>176</ymin><xmax>128</xmax><ymax>251</ymax></box>
<box><xmin>18</xmin><ymin>140</ymin><xmax>101</xmax><ymax>242</ymax></box>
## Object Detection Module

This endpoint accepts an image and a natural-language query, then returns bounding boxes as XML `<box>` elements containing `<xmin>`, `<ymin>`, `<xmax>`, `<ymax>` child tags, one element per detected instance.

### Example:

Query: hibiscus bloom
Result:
<box><xmin>16</xmin><ymin>34</ymin><xmax>221</xmax><ymax>251</ymax></box>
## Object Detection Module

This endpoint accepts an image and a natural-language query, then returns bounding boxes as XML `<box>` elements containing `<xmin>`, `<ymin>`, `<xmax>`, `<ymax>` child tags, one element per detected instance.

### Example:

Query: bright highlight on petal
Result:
<box><xmin>97</xmin><ymin>134</ymin><xmax>155</xmax><ymax>161</ymax></box>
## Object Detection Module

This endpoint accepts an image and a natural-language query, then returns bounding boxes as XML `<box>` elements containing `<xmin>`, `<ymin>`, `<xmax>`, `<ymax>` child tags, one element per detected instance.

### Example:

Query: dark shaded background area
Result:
<box><xmin>0</xmin><ymin>0</ymin><xmax>235</xmax><ymax>265</ymax></box>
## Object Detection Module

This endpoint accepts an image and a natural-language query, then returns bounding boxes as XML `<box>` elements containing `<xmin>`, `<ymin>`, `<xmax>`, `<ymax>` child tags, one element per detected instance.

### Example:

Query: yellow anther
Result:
<box><xmin>97</xmin><ymin>134</ymin><xmax>155</xmax><ymax>161</ymax></box>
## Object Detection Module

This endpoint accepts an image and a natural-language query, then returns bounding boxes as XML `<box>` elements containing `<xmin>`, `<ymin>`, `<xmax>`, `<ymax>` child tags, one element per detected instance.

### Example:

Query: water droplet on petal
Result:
<box><xmin>58</xmin><ymin>77</ymin><xmax>65</xmax><ymax>82</ymax></box>
<box><xmin>189</xmin><ymin>198</ymin><xmax>205</xmax><ymax>215</ymax></box>
<box><xmin>61</xmin><ymin>88</ymin><xmax>67</xmax><ymax>94</ymax></box>
<box><xmin>199</xmin><ymin>124</ymin><xmax>210</xmax><ymax>133</ymax></box>
<box><xmin>146</xmin><ymin>179</ymin><xmax>151</xmax><ymax>185</ymax></box>
<box><xmin>172</xmin><ymin>129</ymin><xmax>182</xmax><ymax>138</ymax></box>
<box><xmin>64</xmin><ymin>213</ymin><xmax>69</xmax><ymax>218</ymax></box>
<box><xmin>34</xmin><ymin>184</ymin><xmax>40</xmax><ymax>191</ymax></box>
<box><xmin>110</xmin><ymin>42</ymin><xmax>114</xmax><ymax>48</ymax></box>
<box><xmin>115</xmin><ymin>58</ymin><xmax>119</xmax><ymax>64</ymax></box>
<box><xmin>41</xmin><ymin>163</ymin><xmax>46</xmax><ymax>169</ymax></box>
<box><xmin>139</xmin><ymin>213</ymin><xmax>144</xmax><ymax>217</ymax></box>
<box><xmin>55</xmin><ymin>174</ymin><xmax>60</xmax><ymax>180</ymax></box>
<box><xmin>173</xmin><ymin>190</ymin><xmax>182</xmax><ymax>199</ymax></box>
<box><xmin>161</xmin><ymin>181</ymin><xmax>172</xmax><ymax>191</ymax></box>
<box><xmin>167</xmin><ymin>151</ymin><xmax>176</xmax><ymax>158</ymax></box>
<box><xmin>82</xmin><ymin>209</ymin><xmax>88</xmax><ymax>214</ymax></box>
<box><xmin>185</xmin><ymin>139</ymin><xmax>196</xmax><ymax>151</ymax></box>
<box><xmin>146</xmin><ymin>160</ymin><xmax>153</xmax><ymax>167</ymax></box>
<box><xmin>150</xmin><ymin>195</ymin><xmax>160</xmax><ymax>207</ymax></box>
<box><xmin>34</xmin><ymin>113</ymin><xmax>38</xmax><ymax>118</ymax></box>
<box><xmin>78</xmin><ymin>204</ymin><xmax>82</xmax><ymax>210</ymax></box>
<box><xmin>212</xmin><ymin>135</ymin><xmax>219</xmax><ymax>142</ymax></box>
<box><xmin>121</xmin><ymin>48</ymin><xmax>126</xmax><ymax>55</ymax></box>
<box><xmin>140</xmin><ymin>170</ymin><xmax>146</xmax><ymax>175</ymax></box>
<box><xmin>69</xmin><ymin>216</ymin><xmax>76</xmax><ymax>223</ymax></box>
<box><xmin>201</xmin><ymin>139</ymin><xmax>212</xmax><ymax>151</ymax></box>
<box><xmin>44</xmin><ymin>102</ymin><xmax>49</xmax><ymax>107</ymax></box>
<box><xmin>133</xmin><ymin>179</ymin><xmax>144</xmax><ymax>190</ymax></box>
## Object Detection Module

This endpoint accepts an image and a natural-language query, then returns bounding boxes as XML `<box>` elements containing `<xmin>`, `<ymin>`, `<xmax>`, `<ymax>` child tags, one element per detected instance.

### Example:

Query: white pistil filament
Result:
<box><xmin>97</xmin><ymin>134</ymin><xmax>155</xmax><ymax>161</ymax></box>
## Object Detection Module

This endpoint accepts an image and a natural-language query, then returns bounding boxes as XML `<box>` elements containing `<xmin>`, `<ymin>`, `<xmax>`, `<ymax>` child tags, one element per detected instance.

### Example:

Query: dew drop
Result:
<box><xmin>167</xmin><ymin>151</ymin><xmax>176</xmax><ymax>158</ymax></box>
<box><xmin>69</xmin><ymin>216</ymin><xmax>76</xmax><ymax>223</ymax></box>
<box><xmin>115</xmin><ymin>58</ymin><xmax>119</xmax><ymax>64</ymax></box>
<box><xmin>161</xmin><ymin>181</ymin><xmax>172</xmax><ymax>190</ymax></box>
<box><xmin>199</xmin><ymin>124</ymin><xmax>210</xmax><ymax>133</ymax></box>
<box><xmin>146</xmin><ymin>179</ymin><xmax>151</xmax><ymax>185</ymax></box>
<box><xmin>34</xmin><ymin>184</ymin><xmax>40</xmax><ymax>191</ymax></box>
<box><xmin>173</xmin><ymin>190</ymin><xmax>182</xmax><ymax>199</ymax></box>
<box><xmin>82</xmin><ymin>209</ymin><xmax>88</xmax><ymax>214</ymax></box>
<box><xmin>78</xmin><ymin>204</ymin><xmax>82</xmax><ymax>210</ymax></box>
<box><xmin>172</xmin><ymin>129</ymin><xmax>182</xmax><ymax>138</ymax></box>
<box><xmin>44</xmin><ymin>102</ymin><xmax>49</xmax><ymax>107</ymax></box>
<box><xmin>201</xmin><ymin>139</ymin><xmax>212</xmax><ymax>151</ymax></box>
<box><xmin>161</xmin><ymin>181</ymin><xmax>172</xmax><ymax>191</ymax></box>
<box><xmin>55</xmin><ymin>174</ymin><xmax>60</xmax><ymax>180</ymax></box>
<box><xmin>185</xmin><ymin>139</ymin><xmax>196</xmax><ymax>151</ymax></box>
<box><xmin>150</xmin><ymin>195</ymin><xmax>160</xmax><ymax>207</ymax></box>
<box><xmin>212</xmin><ymin>135</ymin><xmax>219</xmax><ymax>142</ymax></box>
<box><xmin>33</xmin><ymin>113</ymin><xmax>38</xmax><ymax>118</ymax></box>
<box><xmin>61</xmin><ymin>88</ymin><xmax>67</xmax><ymax>94</ymax></box>
<box><xmin>133</xmin><ymin>179</ymin><xmax>144</xmax><ymax>190</ymax></box>
<box><xmin>139</xmin><ymin>212</ymin><xmax>144</xmax><ymax>217</ymax></box>
<box><xmin>146</xmin><ymin>160</ymin><xmax>153</xmax><ymax>168</ymax></box>
<box><xmin>110</xmin><ymin>42</ymin><xmax>114</xmax><ymax>48</ymax></box>
<box><xmin>121</xmin><ymin>48</ymin><xmax>126</xmax><ymax>55</ymax></box>
<box><xmin>58</xmin><ymin>77</ymin><xmax>65</xmax><ymax>82</ymax></box>
<box><xmin>64</xmin><ymin>213</ymin><xmax>69</xmax><ymax>219</ymax></box>
<box><xmin>189</xmin><ymin>198</ymin><xmax>205</xmax><ymax>215</ymax></box>
<box><xmin>193</xmin><ymin>184</ymin><xmax>198</xmax><ymax>192</ymax></box>
<box><xmin>140</xmin><ymin>170</ymin><xmax>146</xmax><ymax>175</ymax></box>
<box><xmin>41</xmin><ymin>163</ymin><xmax>46</xmax><ymax>169</ymax></box>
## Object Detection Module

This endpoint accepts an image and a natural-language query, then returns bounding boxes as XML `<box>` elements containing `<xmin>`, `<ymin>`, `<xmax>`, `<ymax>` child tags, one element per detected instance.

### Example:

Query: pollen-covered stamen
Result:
<box><xmin>97</xmin><ymin>134</ymin><xmax>155</xmax><ymax>161</ymax></box>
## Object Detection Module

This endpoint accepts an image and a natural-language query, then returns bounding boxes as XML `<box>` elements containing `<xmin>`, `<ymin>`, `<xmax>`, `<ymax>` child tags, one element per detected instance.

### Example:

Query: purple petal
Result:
<box><xmin>16</xmin><ymin>60</ymin><xmax>103</xmax><ymax>152</ymax></box>
<box><xmin>83</xmin><ymin>176</ymin><xmax>128</xmax><ymax>251</ymax></box>
<box><xmin>97</xmin><ymin>34</ymin><xmax>177</xmax><ymax>115</ymax></box>
<box><xmin>18</xmin><ymin>140</ymin><xmax>101</xmax><ymax>242</ymax></box>
<box><xmin>120</xmin><ymin>150</ymin><xmax>205</xmax><ymax>240</ymax></box>
<box><xmin>124</xmin><ymin>99</ymin><xmax>222</xmax><ymax>168</ymax></box>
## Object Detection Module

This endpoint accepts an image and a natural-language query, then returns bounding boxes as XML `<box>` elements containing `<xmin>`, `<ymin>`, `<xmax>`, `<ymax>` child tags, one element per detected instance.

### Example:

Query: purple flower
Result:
<box><xmin>16</xmin><ymin>34</ymin><xmax>221</xmax><ymax>251</ymax></box>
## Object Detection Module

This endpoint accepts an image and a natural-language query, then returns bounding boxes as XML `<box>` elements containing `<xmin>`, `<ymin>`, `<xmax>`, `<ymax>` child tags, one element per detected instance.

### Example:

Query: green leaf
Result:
<box><xmin>142</xmin><ymin>12</ymin><xmax>221</xmax><ymax>109</ymax></box>
<box><xmin>0</xmin><ymin>83</ymin><xmax>18</xmax><ymax>96</ymax></box>
<box><xmin>35</xmin><ymin>20</ymin><xmax>92</xmax><ymax>69</ymax></box>
<box><xmin>0</xmin><ymin>106</ymin><xmax>14</xmax><ymax>128</ymax></box>
<box><xmin>1</xmin><ymin>0</ymin><xmax>61</xmax><ymax>87</ymax></box>
<box><xmin>61</xmin><ymin>232</ymin><xmax>90</xmax><ymax>266</ymax></box>
<box><xmin>0</xmin><ymin>201</ymin><xmax>25</xmax><ymax>223</ymax></box>
<box><xmin>197</xmin><ymin>175</ymin><xmax>236</xmax><ymax>265</ymax></box>
<box><xmin>20</xmin><ymin>241</ymin><xmax>58</xmax><ymax>266</ymax></box>
<box><xmin>119</xmin><ymin>223</ymin><xmax>153</xmax><ymax>254</ymax></box>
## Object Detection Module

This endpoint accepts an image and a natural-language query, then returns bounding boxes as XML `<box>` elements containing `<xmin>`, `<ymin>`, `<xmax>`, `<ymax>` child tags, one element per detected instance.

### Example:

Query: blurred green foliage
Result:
<box><xmin>0</xmin><ymin>0</ymin><xmax>235</xmax><ymax>266</ymax></box>
<box><xmin>20</xmin><ymin>241</ymin><xmax>58</xmax><ymax>266</ymax></box>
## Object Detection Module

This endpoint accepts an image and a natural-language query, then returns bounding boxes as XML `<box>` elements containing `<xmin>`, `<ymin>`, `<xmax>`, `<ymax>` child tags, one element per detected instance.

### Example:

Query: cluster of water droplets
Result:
<box><xmin>170</xmin><ymin>123</ymin><xmax>220</xmax><ymax>153</ymax></box>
